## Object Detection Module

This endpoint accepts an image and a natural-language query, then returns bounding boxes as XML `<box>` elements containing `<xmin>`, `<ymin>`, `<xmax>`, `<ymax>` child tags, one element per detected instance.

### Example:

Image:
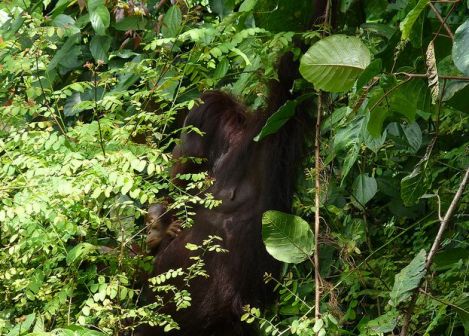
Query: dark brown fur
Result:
<box><xmin>137</xmin><ymin>53</ymin><xmax>305</xmax><ymax>336</ymax></box>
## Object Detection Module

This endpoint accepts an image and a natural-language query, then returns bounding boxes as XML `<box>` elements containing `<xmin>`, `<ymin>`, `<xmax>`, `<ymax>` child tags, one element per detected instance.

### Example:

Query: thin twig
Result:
<box><xmin>34</xmin><ymin>52</ymin><xmax>68</xmax><ymax>138</ymax></box>
<box><xmin>418</xmin><ymin>288</ymin><xmax>469</xmax><ymax>314</ymax></box>
<box><xmin>428</xmin><ymin>2</ymin><xmax>454</xmax><ymax>40</ymax></box>
<box><xmin>400</xmin><ymin>167</ymin><xmax>469</xmax><ymax>336</ymax></box>
<box><xmin>313</xmin><ymin>92</ymin><xmax>323</xmax><ymax>321</ymax></box>
<box><xmin>425</xmin><ymin>167</ymin><xmax>469</xmax><ymax>268</ymax></box>
<box><xmin>395</xmin><ymin>72</ymin><xmax>469</xmax><ymax>81</ymax></box>
<box><xmin>368</xmin><ymin>78</ymin><xmax>411</xmax><ymax>114</ymax></box>
<box><xmin>93</xmin><ymin>67</ymin><xmax>106</xmax><ymax>157</ymax></box>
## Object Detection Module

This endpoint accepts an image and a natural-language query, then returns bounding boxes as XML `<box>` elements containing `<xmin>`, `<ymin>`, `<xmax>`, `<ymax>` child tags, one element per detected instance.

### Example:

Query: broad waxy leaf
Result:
<box><xmin>262</xmin><ymin>210</ymin><xmax>314</xmax><ymax>264</ymax></box>
<box><xmin>254</xmin><ymin>100</ymin><xmax>296</xmax><ymax>142</ymax></box>
<box><xmin>400</xmin><ymin>0</ymin><xmax>429</xmax><ymax>40</ymax></box>
<box><xmin>390</xmin><ymin>249</ymin><xmax>427</xmax><ymax>306</ymax></box>
<box><xmin>300</xmin><ymin>35</ymin><xmax>371</xmax><ymax>92</ymax></box>
<box><xmin>453</xmin><ymin>19</ymin><xmax>469</xmax><ymax>75</ymax></box>
<box><xmin>352</xmin><ymin>174</ymin><xmax>377</xmax><ymax>205</ymax></box>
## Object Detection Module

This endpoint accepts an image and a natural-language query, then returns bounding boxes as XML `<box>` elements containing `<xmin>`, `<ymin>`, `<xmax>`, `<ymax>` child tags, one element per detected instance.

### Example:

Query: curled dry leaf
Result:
<box><xmin>426</xmin><ymin>41</ymin><xmax>439</xmax><ymax>104</ymax></box>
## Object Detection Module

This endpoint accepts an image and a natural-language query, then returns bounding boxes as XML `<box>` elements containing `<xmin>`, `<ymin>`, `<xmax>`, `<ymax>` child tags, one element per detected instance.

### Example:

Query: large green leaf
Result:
<box><xmin>453</xmin><ymin>19</ymin><xmax>469</xmax><ymax>76</ymax></box>
<box><xmin>254</xmin><ymin>0</ymin><xmax>313</xmax><ymax>32</ymax></box>
<box><xmin>403</xmin><ymin>122</ymin><xmax>422</xmax><ymax>153</ymax></box>
<box><xmin>162</xmin><ymin>5</ymin><xmax>182</xmax><ymax>38</ymax></box>
<box><xmin>113</xmin><ymin>16</ymin><xmax>148</xmax><ymax>31</ymax></box>
<box><xmin>88</xmin><ymin>0</ymin><xmax>110</xmax><ymax>35</ymax></box>
<box><xmin>400</xmin><ymin>0</ymin><xmax>429</xmax><ymax>40</ymax></box>
<box><xmin>6</xmin><ymin>313</ymin><xmax>36</xmax><ymax>336</ymax></box>
<box><xmin>366</xmin><ymin>309</ymin><xmax>399</xmax><ymax>333</ymax></box>
<box><xmin>254</xmin><ymin>100</ymin><xmax>296</xmax><ymax>142</ymax></box>
<box><xmin>90</xmin><ymin>35</ymin><xmax>111</xmax><ymax>63</ymax></box>
<box><xmin>239</xmin><ymin>0</ymin><xmax>257</xmax><ymax>12</ymax></box>
<box><xmin>401</xmin><ymin>153</ymin><xmax>431</xmax><ymax>206</ymax></box>
<box><xmin>47</xmin><ymin>34</ymin><xmax>81</xmax><ymax>73</ymax></box>
<box><xmin>52</xmin><ymin>14</ymin><xmax>80</xmax><ymax>35</ymax></box>
<box><xmin>299</xmin><ymin>35</ymin><xmax>371</xmax><ymax>92</ymax></box>
<box><xmin>356</xmin><ymin>58</ymin><xmax>382</xmax><ymax>89</ymax></box>
<box><xmin>262</xmin><ymin>210</ymin><xmax>314</xmax><ymax>264</ymax></box>
<box><xmin>209</xmin><ymin>0</ymin><xmax>235</xmax><ymax>19</ymax></box>
<box><xmin>367</xmin><ymin>79</ymin><xmax>431</xmax><ymax>137</ymax></box>
<box><xmin>352</xmin><ymin>174</ymin><xmax>377</xmax><ymax>205</ymax></box>
<box><xmin>390</xmin><ymin>249</ymin><xmax>426</xmax><ymax>306</ymax></box>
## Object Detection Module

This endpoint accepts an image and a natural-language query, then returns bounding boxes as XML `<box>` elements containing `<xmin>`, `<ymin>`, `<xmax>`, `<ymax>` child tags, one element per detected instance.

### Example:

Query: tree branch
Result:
<box><xmin>400</xmin><ymin>167</ymin><xmax>469</xmax><ymax>336</ymax></box>
<box><xmin>429</xmin><ymin>2</ymin><xmax>454</xmax><ymax>40</ymax></box>
<box><xmin>395</xmin><ymin>72</ymin><xmax>469</xmax><ymax>81</ymax></box>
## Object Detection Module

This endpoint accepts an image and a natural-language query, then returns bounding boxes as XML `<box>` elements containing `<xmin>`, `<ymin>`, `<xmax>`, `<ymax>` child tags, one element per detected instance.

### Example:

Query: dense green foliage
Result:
<box><xmin>0</xmin><ymin>0</ymin><xmax>468</xmax><ymax>335</ymax></box>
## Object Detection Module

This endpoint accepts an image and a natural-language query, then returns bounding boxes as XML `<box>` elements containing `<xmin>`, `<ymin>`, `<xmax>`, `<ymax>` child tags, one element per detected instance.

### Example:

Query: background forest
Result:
<box><xmin>0</xmin><ymin>0</ymin><xmax>468</xmax><ymax>335</ymax></box>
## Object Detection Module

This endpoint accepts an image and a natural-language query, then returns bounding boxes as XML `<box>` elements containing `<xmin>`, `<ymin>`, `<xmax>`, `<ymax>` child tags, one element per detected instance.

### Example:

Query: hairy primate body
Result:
<box><xmin>135</xmin><ymin>51</ymin><xmax>305</xmax><ymax>336</ymax></box>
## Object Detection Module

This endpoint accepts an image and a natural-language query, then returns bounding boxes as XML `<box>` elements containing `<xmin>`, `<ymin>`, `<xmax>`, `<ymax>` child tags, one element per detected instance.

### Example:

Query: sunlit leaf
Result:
<box><xmin>262</xmin><ymin>210</ymin><xmax>314</xmax><ymax>264</ymax></box>
<box><xmin>300</xmin><ymin>35</ymin><xmax>371</xmax><ymax>92</ymax></box>
<box><xmin>400</xmin><ymin>0</ymin><xmax>429</xmax><ymax>40</ymax></box>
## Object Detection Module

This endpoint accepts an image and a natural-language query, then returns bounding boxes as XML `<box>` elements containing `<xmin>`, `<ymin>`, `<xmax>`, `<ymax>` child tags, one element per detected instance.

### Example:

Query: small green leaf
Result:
<box><xmin>400</xmin><ymin>0</ymin><xmax>429</xmax><ymax>41</ymax></box>
<box><xmin>300</xmin><ymin>35</ymin><xmax>371</xmax><ymax>92</ymax></box>
<box><xmin>352</xmin><ymin>174</ymin><xmax>377</xmax><ymax>205</ymax></box>
<box><xmin>390</xmin><ymin>249</ymin><xmax>426</xmax><ymax>306</ymax></box>
<box><xmin>313</xmin><ymin>319</ymin><xmax>324</xmax><ymax>333</ymax></box>
<box><xmin>185</xmin><ymin>243</ymin><xmax>198</xmax><ymax>251</ymax></box>
<box><xmin>262</xmin><ymin>210</ymin><xmax>314</xmax><ymax>264</ymax></box>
